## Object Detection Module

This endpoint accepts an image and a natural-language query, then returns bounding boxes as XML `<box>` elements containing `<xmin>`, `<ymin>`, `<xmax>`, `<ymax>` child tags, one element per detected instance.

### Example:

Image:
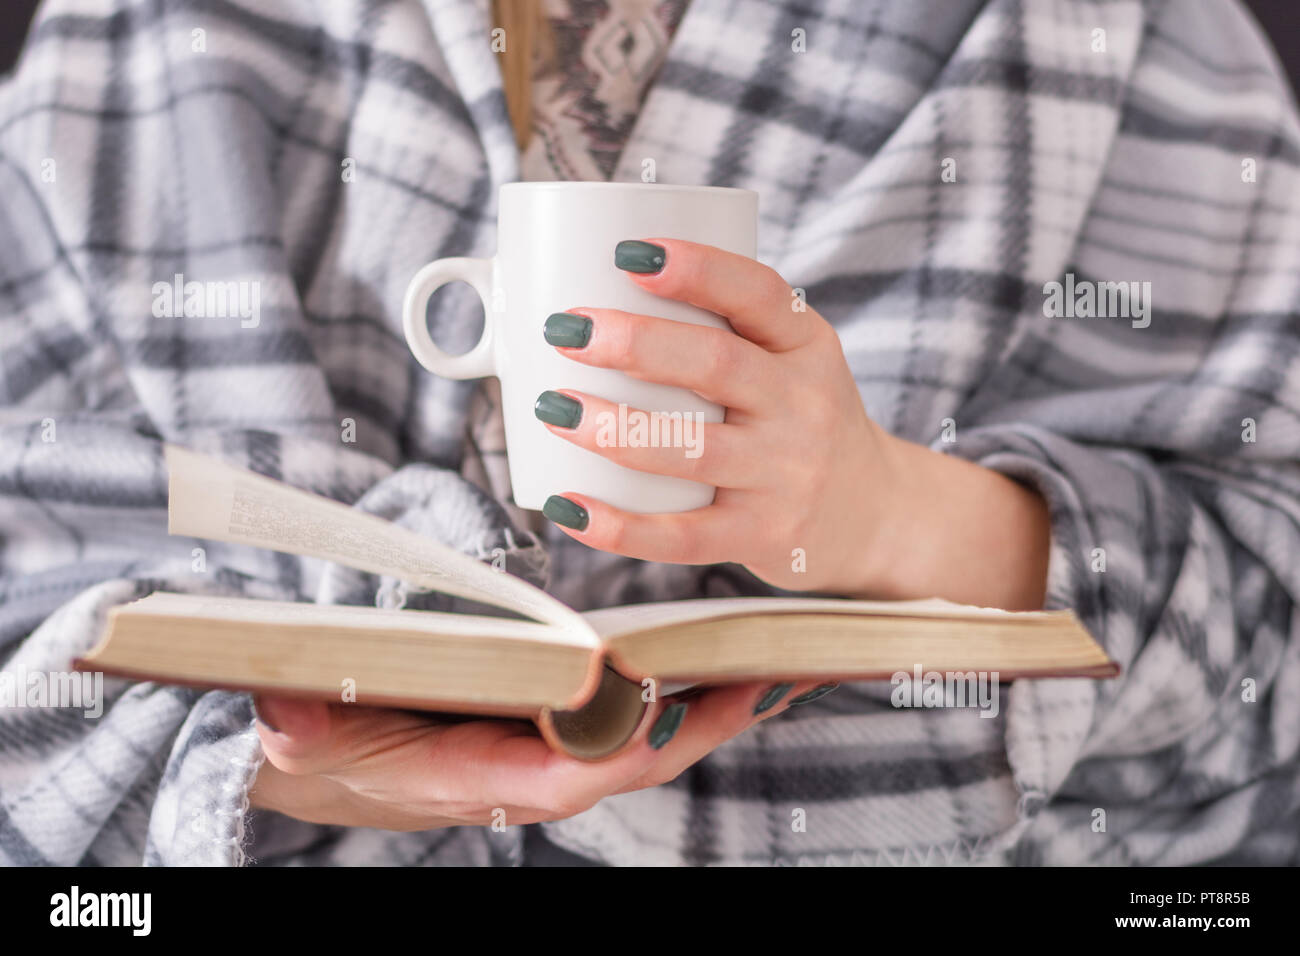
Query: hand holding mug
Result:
<box><xmin>535</xmin><ymin>237</ymin><xmax>1052</xmax><ymax>609</ymax></box>
<box><xmin>405</xmin><ymin>184</ymin><xmax>1050</xmax><ymax>610</ymax></box>
<box><xmin>534</xmin><ymin>236</ymin><xmax>903</xmax><ymax>595</ymax></box>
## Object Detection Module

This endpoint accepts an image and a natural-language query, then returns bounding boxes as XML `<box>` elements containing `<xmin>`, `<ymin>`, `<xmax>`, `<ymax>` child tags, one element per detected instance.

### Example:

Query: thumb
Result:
<box><xmin>252</xmin><ymin>695</ymin><xmax>332</xmax><ymax>771</ymax></box>
<box><xmin>253</xmin><ymin>695</ymin><xmax>431</xmax><ymax>776</ymax></box>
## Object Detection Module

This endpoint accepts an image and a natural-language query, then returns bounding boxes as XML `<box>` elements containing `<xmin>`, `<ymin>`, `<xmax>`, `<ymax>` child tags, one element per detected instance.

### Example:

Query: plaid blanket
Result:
<box><xmin>2</xmin><ymin>0</ymin><xmax>1299</xmax><ymax>866</ymax></box>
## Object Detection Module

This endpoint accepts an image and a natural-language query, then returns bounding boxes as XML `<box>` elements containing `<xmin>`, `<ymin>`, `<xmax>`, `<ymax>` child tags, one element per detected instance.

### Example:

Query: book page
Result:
<box><xmin>165</xmin><ymin>445</ymin><xmax>594</xmax><ymax>643</ymax></box>
<box><xmin>581</xmin><ymin>595</ymin><xmax>1058</xmax><ymax>641</ymax></box>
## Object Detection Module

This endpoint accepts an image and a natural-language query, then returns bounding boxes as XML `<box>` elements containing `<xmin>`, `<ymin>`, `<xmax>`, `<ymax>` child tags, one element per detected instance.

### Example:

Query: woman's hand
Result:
<box><xmin>249</xmin><ymin>680</ymin><xmax>833</xmax><ymax>830</ymax></box>
<box><xmin>536</xmin><ymin>239</ymin><xmax>1051</xmax><ymax>610</ymax></box>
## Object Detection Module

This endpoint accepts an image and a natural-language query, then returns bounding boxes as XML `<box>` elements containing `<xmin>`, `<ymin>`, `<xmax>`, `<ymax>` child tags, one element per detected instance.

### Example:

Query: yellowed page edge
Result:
<box><xmin>581</xmin><ymin>595</ymin><xmax>1068</xmax><ymax>640</ymax></box>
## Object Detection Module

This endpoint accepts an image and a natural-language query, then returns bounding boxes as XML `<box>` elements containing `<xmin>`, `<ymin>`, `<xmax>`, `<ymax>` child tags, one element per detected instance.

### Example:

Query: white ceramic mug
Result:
<box><xmin>402</xmin><ymin>182</ymin><xmax>759</xmax><ymax>513</ymax></box>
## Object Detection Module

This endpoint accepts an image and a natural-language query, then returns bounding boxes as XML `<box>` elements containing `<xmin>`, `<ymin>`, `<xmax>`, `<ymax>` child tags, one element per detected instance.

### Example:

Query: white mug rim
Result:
<box><xmin>500</xmin><ymin>181</ymin><xmax>756</xmax><ymax>199</ymax></box>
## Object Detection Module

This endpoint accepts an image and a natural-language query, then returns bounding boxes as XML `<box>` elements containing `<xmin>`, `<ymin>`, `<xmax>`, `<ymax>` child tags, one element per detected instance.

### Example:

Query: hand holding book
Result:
<box><xmin>249</xmin><ymin>680</ymin><xmax>829</xmax><ymax>830</ymax></box>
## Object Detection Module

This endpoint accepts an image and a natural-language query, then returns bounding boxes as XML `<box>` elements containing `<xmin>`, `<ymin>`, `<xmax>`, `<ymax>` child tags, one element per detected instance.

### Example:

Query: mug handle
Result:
<box><xmin>402</xmin><ymin>257</ymin><xmax>496</xmax><ymax>379</ymax></box>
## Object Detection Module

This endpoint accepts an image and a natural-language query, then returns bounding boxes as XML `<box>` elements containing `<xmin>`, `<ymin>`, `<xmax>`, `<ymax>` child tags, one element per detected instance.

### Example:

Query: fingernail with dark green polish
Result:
<box><xmin>649</xmin><ymin>701</ymin><xmax>688</xmax><ymax>749</ymax></box>
<box><xmin>544</xmin><ymin>312</ymin><xmax>593</xmax><ymax>349</ymax></box>
<box><xmin>534</xmin><ymin>390</ymin><xmax>583</xmax><ymax>428</ymax></box>
<box><xmin>789</xmin><ymin>683</ymin><xmax>839</xmax><ymax>706</ymax></box>
<box><xmin>754</xmin><ymin>682</ymin><xmax>795</xmax><ymax>715</ymax></box>
<box><xmin>614</xmin><ymin>239</ymin><xmax>666</xmax><ymax>274</ymax></box>
<box><xmin>542</xmin><ymin>494</ymin><xmax>588</xmax><ymax>531</ymax></box>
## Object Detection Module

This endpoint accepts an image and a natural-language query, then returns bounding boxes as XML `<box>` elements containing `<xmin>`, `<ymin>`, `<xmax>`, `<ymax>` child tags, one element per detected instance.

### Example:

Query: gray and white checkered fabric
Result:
<box><xmin>1</xmin><ymin>0</ymin><xmax>1298</xmax><ymax>865</ymax></box>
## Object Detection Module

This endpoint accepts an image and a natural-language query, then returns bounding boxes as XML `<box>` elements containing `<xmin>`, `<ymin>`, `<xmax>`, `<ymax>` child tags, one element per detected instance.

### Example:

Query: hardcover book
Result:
<box><xmin>76</xmin><ymin>446</ymin><xmax>1118</xmax><ymax>759</ymax></box>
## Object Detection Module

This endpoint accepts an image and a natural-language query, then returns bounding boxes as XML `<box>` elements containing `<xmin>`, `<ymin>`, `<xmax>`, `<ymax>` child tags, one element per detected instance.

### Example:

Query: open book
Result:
<box><xmin>76</xmin><ymin>446</ymin><xmax>1118</xmax><ymax>760</ymax></box>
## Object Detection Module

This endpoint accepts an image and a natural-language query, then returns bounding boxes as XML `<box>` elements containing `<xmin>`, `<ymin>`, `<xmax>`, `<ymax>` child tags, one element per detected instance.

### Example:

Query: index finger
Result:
<box><xmin>615</xmin><ymin>238</ymin><xmax>822</xmax><ymax>352</ymax></box>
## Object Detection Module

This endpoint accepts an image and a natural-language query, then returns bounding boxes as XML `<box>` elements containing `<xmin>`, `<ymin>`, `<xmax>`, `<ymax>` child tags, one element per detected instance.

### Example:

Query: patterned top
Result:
<box><xmin>522</xmin><ymin>0</ymin><xmax>690</xmax><ymax>182</ymax></box>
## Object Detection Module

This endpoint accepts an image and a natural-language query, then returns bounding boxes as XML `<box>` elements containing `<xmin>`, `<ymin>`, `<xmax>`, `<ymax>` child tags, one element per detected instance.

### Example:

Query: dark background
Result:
<box><xmin>0</xmin><ymin>1</ymin><xmax>1297</xmax><ymax>100</ymax></box>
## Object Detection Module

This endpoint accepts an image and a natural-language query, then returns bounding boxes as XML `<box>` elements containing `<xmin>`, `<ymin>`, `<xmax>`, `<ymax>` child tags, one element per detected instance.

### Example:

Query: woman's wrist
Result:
<box><xmin>847</xmin><ymin>432</ymin><xmax>1051</xmax><ymax>611</ymax></box>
